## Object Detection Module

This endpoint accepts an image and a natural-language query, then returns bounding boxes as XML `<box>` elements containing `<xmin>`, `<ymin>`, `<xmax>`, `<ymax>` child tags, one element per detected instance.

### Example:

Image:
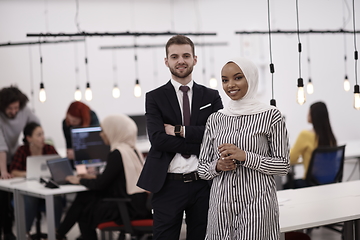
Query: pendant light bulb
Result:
<box><xmin>297</xmin><ymin>78</ymin><xmax>306</xmax><ymax>105</ymax></box>
<box><xmin>344</xmin><ymin>75</ymin><xmax>351</xmax><ymax>91</ymax></box>
<box><xmin>85</xmin><ymin>82</ymin><xmax>92</xmax><ymax>101</ymax></box>
<box><xmin>354</xmin><ymin>85</ymin><xmax>360</xmax><ymax>110</ymax></box>
<box><xmin>134</xmin><ymin>79</ymin><xmax>142</xmax><ymax>98</ymax></box>
<box><xmin>74</xmin><ymin>87</ymin><xmax>82</xmax><ymax>101</ymax></box>
<box><xmin>112</xmin><ymin>85</ymin><xmax>120</xmax><ymax>99</ymax></box>
<box><xmin>209</xmin><ymin>76</ymin><xmax>217</xmax><ymax>89</ymax></box>
<box><xmin>39</xmin><ymin>83</ymin><xmax>46</xmax><ymax>103</ymax></box>
<box><xmin>306</xmin><ymin>79</ymin><xmax>314</xmax><ymax>94</ymax></box>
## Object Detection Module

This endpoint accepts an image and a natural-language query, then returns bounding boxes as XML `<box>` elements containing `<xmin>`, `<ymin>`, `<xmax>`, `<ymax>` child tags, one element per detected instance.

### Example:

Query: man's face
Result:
<box><xmin>5</xmin><ymin>101</ymin><xmax>20</xmax><ymax>119</ymax></box>
<box><xmin>165</xmin><ymin>44</ymin><xmax>197</xmax><ymax>82</ymax></box>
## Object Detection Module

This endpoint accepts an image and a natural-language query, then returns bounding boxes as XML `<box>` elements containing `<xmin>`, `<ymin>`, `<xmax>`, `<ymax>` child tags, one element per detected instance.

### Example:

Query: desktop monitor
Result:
<box><xmin>128</xmin><ymin>114</ymin><xmax>148</xmax><ymax>140</ymax></box>
<box><xmin>70</xmin><ymin>126</ymin><xmax>110</xmax><ymax>167</ymax></box>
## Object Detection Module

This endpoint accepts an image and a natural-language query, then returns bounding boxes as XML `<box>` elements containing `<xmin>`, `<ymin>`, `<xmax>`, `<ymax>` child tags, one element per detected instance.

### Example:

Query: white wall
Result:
<box><xmin>0</xmin><ymin>0</ymin><xmax>359</xmax><ymax>154</ymax></box>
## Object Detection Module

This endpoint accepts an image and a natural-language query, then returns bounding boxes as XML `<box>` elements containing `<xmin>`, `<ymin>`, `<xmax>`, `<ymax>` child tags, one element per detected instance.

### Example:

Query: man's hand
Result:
<box><xmin>164</xmin><ymin>124</ymin><xmax>175</xmax><ymax>136</ymax></box>
<box><xmin>0</xmin><ymin>171</ymin><xmax>12</xmax><ymax>179</ymax></box>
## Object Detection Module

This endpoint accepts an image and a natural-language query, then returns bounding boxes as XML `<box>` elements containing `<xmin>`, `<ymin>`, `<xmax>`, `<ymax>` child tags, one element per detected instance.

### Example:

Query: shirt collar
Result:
<box><xmin>170</xmin><ymin>79</ymin><xmax>194</xmax><ymax>92</ymax></box>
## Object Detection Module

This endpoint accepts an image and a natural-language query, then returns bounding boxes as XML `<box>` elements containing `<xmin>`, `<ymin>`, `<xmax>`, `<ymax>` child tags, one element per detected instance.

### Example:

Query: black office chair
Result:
<box><xmin>305</xmin><ymin>145</ymin><xmax>346</xmax><ymax>235</ymax></box>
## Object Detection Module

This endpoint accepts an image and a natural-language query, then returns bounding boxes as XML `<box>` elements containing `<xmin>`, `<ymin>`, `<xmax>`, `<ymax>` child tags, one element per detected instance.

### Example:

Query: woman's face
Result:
<box><xmin>66</xmin><ymin>113</ymin><xmax>82</xmax><ymax>126</ymax></box>
<box><xmin>99</xmin><ymin>130</ymin><xmax>110</xmax><ymax>145</ymax></box>
<box><xmin>221</xmin><ymin>62</ymin><xmax>249</xmax><ymax>100</ymax></box>
<box><xmin>27</xmin><ymin>126</ymin><xmax>45</xmax><ymax>149</ymax></box>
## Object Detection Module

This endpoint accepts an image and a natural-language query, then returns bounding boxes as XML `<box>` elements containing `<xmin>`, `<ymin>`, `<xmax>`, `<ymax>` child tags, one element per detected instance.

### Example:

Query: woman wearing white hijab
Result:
<box><xmin>198</xmin><ymin>58</ymin><xmax>290</xmax><ymax>240</ymax></box>
<box><xmin>57</xmin><ymin>114</ymin><xmax>151</xmax><ymax>240</ymax></box>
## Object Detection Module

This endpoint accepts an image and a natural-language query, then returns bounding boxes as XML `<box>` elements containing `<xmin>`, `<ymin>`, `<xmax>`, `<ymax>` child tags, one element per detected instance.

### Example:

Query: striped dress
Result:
<box><xmin>198</xmin><ymin>109</ymin><xmax>290</xmax><ymax>240</ymax></box>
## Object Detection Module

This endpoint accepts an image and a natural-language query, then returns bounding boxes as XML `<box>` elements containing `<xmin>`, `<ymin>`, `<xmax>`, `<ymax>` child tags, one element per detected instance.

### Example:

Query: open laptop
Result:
<box><xmin>46</xmin><ymin>158</ymin><xmax>74</xmax><ymax>185</ymax></box>
<box><xmin>26</xmin><ymin>154</ymin><xmax>60</xmax><ymax>180</ymax></box>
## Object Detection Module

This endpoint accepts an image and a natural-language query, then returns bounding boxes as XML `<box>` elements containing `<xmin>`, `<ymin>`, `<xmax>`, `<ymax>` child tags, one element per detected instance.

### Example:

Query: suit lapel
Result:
<box><xmin>191</xmin><ymin>82</ymin><xmax>203</xmax><ymax>125</ymax></box>
<box><xmin>164</xmin><ymin>81</ymin><xmax>182</xmax><ymax>123</ymax></box>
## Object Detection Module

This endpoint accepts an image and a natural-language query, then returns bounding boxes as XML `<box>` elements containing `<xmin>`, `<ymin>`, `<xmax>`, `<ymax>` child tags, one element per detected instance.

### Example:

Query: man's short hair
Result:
<box><xmin>165</xmin><ymin>35</ymin><xmax>195</xmax><ymax>57</ymax></box>
<box><xmin>0</xmin><ymin>86</ymin><xmax>29</xmax><ymax>113</ymax></box>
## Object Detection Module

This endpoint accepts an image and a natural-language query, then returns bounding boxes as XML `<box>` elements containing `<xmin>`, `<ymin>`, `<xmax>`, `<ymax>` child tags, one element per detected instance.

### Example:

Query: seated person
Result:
<box><xmin>9</xmin><ymin>122</ymin><xmax>63</xmax><ymax>235</ymax></box>
<box><xmin>56</xmin><ymin>114</ymin><xmax>152</xmax><ymax>240</ymax></box>
<box><xmin>62</xmin><ymin>101</ymin><xmax>99</xmax><ymax>160</ymax></box>
<box><xmin>287</xmin><ymin>101</ymin><xmax>337</xmax><ymax>188</ymax></box>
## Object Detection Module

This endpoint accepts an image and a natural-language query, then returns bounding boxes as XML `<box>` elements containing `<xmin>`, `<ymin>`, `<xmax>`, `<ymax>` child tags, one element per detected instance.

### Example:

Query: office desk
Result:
<box><xmin>10</xmin><ymin>180</ymin><xmax>87</xmax><ymax>240</ymax></box>
<box><xmin>341</xmin><ymin>139</ymin><xmax>360</xmax><ymax>160</ymax></box>
<box><xmin>278</xmin><ymin>180</ymin><xmax>360</xmax><ymax>239</ymax></box>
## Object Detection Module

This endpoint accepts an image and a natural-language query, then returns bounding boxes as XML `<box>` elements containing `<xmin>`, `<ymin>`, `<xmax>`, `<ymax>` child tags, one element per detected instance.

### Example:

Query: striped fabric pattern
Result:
<box><xmin>198</xmin><ymin>109</ymin><xmax>290</xmax><ymax>240</ymax></box>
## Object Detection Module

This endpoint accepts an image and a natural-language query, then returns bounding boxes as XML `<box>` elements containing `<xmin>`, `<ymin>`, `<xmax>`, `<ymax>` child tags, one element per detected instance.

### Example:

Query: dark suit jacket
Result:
<box><xmin>137</xmin><ymin>81</ymin><xmax>223</xmax><ymax>193</ymax></box>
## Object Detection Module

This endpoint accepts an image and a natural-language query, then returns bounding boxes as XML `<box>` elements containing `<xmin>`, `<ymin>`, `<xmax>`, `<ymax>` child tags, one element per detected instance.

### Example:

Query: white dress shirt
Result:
<box><xmin>168</xmin><ymin>79</ymin><xmax>199</xmax><ymax>174</ymax></box>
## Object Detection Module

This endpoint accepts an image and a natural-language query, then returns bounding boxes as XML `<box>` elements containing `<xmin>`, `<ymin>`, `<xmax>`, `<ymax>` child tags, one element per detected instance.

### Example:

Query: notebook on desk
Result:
<box><xmin>26</xmin><ymin>154</ymin><xmax>61</xmax><ymax>180</ymax></box>
<box><xmin>46</xmin><ymin>158</ymin><xmax>74</xmax><ymax>185</ymax></box>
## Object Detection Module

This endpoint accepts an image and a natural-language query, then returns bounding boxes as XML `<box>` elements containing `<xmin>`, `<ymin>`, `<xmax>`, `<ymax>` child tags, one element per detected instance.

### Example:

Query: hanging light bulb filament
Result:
<box><xmin>85</xmin><ymin>82</ymin><xmax>92</xmax><ymax>101</ymax></box>
<box><xmin>134</xmin><ymin>79</ymin><xmax>142</xmax><ymax>98</ymax></box>
<box><xmin>39</xmin><ymin>82</ymin><xmax>46</xmax><ymax>103</ymax></box>
<box><xmin>297</xmin><ymin>78</ymin><xmax>306</xmax><ymax>105</ymax></box>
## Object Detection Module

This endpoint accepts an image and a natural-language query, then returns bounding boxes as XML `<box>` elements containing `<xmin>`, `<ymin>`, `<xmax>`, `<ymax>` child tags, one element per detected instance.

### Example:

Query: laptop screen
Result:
<box><xmin>70</xmin><ymin>126</ymin><xmax>110</xmax><ymax>167</ymax></box>
<box><xmin>47</xmin><ymin>158</ymin><xmax>74</xmax><ymax>184</ymax></box>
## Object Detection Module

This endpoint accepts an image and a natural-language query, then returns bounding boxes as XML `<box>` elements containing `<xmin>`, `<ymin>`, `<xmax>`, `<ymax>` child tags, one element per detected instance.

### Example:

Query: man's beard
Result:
<box><xmin>169</xmin><ymin>64</ymin><xmax>194</xmax><ymax>79</ymax></box>
<box><xmin>5</xmin><ymin>113</ymin><xmax>17</xmax><ymax>119</ymax></box>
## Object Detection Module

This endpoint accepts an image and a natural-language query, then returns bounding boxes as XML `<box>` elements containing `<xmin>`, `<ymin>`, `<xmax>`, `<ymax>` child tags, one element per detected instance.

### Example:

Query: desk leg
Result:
<box><xmin>13</xmin><ymin>190</ymin><xmax>26</xmax><ymax>240</ymax></box>
<box><xmin>355</xmin><ymin>219</ymin><xmax>360</xmax><ymax>239</ymax></box>
<box><xmin>280</xmin><ymin>232</ymin><xmax>285</xmax><ymax>240</ymax></box>
<box><xmin>45</xmin><ymin>195</ymin><xmax>56</xmax><ymax>240</ymax></box>
<box><xmin>343</xmin><ymin>220</ymin><xmax>354</xmax><ymax>240</ymax></box>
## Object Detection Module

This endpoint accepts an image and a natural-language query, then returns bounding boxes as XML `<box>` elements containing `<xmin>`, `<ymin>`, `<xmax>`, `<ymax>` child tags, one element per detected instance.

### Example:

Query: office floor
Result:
<box><xmin>24</xmin><ymin>158</ymin><xmax>359</xmax><ymax>240</ymax></box>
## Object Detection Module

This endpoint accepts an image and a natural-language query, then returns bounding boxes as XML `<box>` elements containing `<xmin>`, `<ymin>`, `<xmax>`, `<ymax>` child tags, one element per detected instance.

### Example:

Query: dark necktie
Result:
<box><xmin>180</xmin><ymin>86</ymin><xmax>191</xmax><ymax>158</ymax></box>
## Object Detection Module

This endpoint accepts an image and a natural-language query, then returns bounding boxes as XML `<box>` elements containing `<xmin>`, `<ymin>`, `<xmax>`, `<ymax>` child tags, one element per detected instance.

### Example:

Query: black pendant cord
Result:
<box><xmin>352</xmin><ymin>0</ymin><xmax>359</xmax><ymax>87</ymax></box>
<box><xmin>28</xmin><ymin>46</ymin><xmax>35</xmax><ymax>112</ymax></box>
<box><xmin>296</xmin><ymin>0</ymin><xmax>302</xmax><ymax>80</ymax></box>
<box><xmin>267</xmin><ymin>0</ymin><xmax>276</xmax><ymax>107</ymax></box>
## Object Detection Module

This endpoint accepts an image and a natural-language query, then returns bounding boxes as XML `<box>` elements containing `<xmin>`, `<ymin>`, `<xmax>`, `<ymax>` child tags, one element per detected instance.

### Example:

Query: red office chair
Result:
<box><xmin>97</xmin><ymin>198</ymin><xmax>153</xmax><ymax>240</ymax></box>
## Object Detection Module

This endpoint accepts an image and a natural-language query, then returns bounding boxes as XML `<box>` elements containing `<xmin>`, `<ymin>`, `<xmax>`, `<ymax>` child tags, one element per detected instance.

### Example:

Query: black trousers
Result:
<box><xmin>0</xmin><ymin>190</ymin><xmax>14</xmax><ymax>236</ymax></box>
<box><xmin>57</xmin><ymin>191</ymin><xmax>97</xmax><ymax>240</ymax></box>
<box><xmin>151</xmin><ymin>178</ymin><xmax>210</xmax><ymax>240</ymax></box>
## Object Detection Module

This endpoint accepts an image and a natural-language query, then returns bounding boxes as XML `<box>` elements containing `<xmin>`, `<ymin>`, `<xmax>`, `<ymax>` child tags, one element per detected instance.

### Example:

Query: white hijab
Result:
<box><xmin>219</xmin><ymin>57</ymin><xmax>275</xmax><ymax>116</ymax></box>
<box><xmin>101</xmin><ymin>114</ymin><xmax>145</xmax><ymax>195</ymax></box>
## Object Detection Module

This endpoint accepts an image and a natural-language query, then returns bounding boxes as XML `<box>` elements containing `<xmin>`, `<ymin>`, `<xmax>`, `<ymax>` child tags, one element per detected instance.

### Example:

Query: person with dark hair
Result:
<box><xmin>198</xmin><ymin>58</ymin><xmax>289</xmax><ymax>239</ymax></box>
<box><xmin>56</xmin><ymin>114</ymin><xmax>151</xmax><ymax>240</ymax></box>
<box><xmin>62</xmin><ymin>101</ymin><xmax>99</xmax><ymax>160</ymax></box>
<box><xmin>288</xmin><ymin>101</ymin><xmax>337</xmax><ymax>188</ymax></box>
<box><xmin>0</xmin><ymin>85</ymin><xmax>39</xmax><ymax>240</ymax></box>
<box><xmin>137</xmin><ymin>35</ymin><xmax>223</xmax><ymax>240</ymax></box>
<box><xmin>9</xmin><ymin>122</ymin><xmax>63</xmax><ymax>236</ymax></box>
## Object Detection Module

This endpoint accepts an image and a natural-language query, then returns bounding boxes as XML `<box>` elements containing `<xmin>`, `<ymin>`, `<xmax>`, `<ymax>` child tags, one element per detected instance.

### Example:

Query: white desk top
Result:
<box><xmin>12</xmin><ymin>180</ymin><xmax>87</xmax><ymax>196</ymax></box>
<box><xmin>0</xmin><ymin>178</ymin><xmax>87</xmax><ymax>196</ymax></box>
<box><xmin>341</xmin><ymin>139</ymin><xmax>360</xmax><ymax>160</ymax></box>
<box><xmin>278</xmin><ymin>180</ymin><xmax>360</xmax><ymax>232</ymax></box>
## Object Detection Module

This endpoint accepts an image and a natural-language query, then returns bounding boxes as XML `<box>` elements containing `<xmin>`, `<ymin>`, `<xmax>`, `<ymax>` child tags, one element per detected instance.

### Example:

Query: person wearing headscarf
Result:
<box><xmin>56</xmin><ymin>114</ymin><xmax>152</xmax><ymax>240</ymax></box>
<box><xmin>198</xmin><ymin>58</ymin><xmax>290</xmax><ymax>240</ymax></box>
<box><xmin>62</xmin><ymin>101</ymin><xmax>99</xmax><ymax>160</ymax></box>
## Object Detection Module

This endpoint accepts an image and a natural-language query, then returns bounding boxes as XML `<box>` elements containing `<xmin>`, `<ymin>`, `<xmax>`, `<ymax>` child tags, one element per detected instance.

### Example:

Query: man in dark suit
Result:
<box><xmin>137</xmin><ymin>35</ymin><xmax>223</xmax><ymax>240</ymax></box>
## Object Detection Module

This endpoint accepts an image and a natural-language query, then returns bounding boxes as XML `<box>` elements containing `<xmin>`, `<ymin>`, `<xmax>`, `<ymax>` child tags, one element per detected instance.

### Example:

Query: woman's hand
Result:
<box><xmin>218</xmin><ymin>143</ymin><xmax>246</xmax><ymax>162</ymax></box>
<box><xmin>77</xmin><ymin>173</ymin><xmax>96</xmax><ymax>179</ymax></box>
<box><xmin>65</xmin><ymin>175</ymin><xmax>80</xmax><ymax>184</ymax></box>
<box><xmin>216</xmin><ymin>157</ymin><xmax>236</xmax><ymax>172</ymax></box>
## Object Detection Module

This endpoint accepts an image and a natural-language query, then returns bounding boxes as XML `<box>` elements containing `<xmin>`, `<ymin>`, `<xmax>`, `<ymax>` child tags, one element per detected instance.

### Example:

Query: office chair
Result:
<box><xmin>305</xmin><ymin>145</ymin><xmax>346</xmax><ymax>235</ymax></box>
<box><xmin>305</xmin><ymin>145</ymin><xmax>346</xmax><ymax>186</ymax></box>
<box><xmin>97</xmin><ymin>198</ymin><xmax>153</xmax><ymax>240</ymax></box>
